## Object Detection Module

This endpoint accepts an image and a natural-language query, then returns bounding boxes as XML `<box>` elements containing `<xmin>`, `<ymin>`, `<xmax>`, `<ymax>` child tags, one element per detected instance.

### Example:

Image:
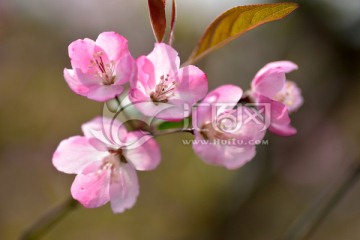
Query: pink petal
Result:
<box><xmin>192</xmin><ymin>85</ymin><xmax>243</xmax><ymax>128</ymax></box>
<box><xmin>132</xmin><ymin>56</ymin><xmax>156</xmax><ymax>92</ymax></box>
<box><xmin>81</xmin><ymin>116</ymin><xmax>106</xmax><ymax>138</ymax></box>
<box><xmin>128</xmin><ymin>56</ymin><xmax>154</xmax><ymax>106</ymax></box>
<box><xmin>252</xmin><ymin>61</ymin><xmax>298</xmax><ymax>98</ymax></box>
<box><xmin>237</xmin><ymin>106</ymin><xmax>267</xmax><ymax>141</ymax></box>
<box><xmin>174</xmin><ymin>65</ymin><xmax>208</xmax><ymax>104</ymax></box>
<box><xmin>86</xmin><ymin>85</ymin><xmax>124</xmax><ymax>102</ymax></box>
<box><xmin>88</xmin><ymin>138</ymin><xmax>109</xmax><ymax>152</ymax></box>
<box><xmin>130</xmin><ymin>100</ymin><xmax>185</xmax><ymax>121</ymax></box>
<box><xmin>63</xmin><ymin>69</ymin><xmax>90</xmax><ymax>96</ymax></box>
<box><xmin>95</xmin><ymin>32</ymin><xmax>129</xmax><ymax>62</ymax></box>
<box><xmin>128</xmin><ymin>85</ymin><xmax>149</xmax><ymax>104</ymax></box>
<box><xmin>264</xmin><ymin>96</ymin><xmax>297</xmax><ymax>136</ymax></box>
<box><xmin>147</xmin><ymin>43</ymin><xmax>180</xmax><ymax>81</ymax></box>
<box><xmin>269</xmin><ymin>122</ymin><xmax>297</xmax><ymax>136</ymax></box>
<box><xmin>202</xmin><ymin>84</ymin><xmax>243</xmax><ymax>106</ymax></box>
<box><xmin>192</xmin><ymin>132</ymin><xmax>256</xmax><ymax>169</ymax></box>
<box><xmin>123</xmin><ymin>131</ymin><xmax>161</xmax><ymax>171</ymax></box>
<box><xmin>68</xmin><ymin>38</ymin><xmax>103</xmax><ymax>73</ymax></box>
<box><xmin>222</xmin><ymin>145</ymin><xmax>256</xmax><ymax>169</ymax></box>
<box><xmin>81</xmin><ymin>117</ymin><xmax>128</xmax><ymax>148</ymax></box>
<box><xmin>109</xmin><ymin>163</ymin><xmax>139</xmax><ymax>213</ymax></box>
<box><xmin>53</xmin><ymin>136</ymin><xmax>108</xmax><ymax>174</ymax></box>
<box><xmin>73</xmin><ymin>68</ymin><xmax>102</xmax><ymax>87</ymax></box>
<box><xmin>114</xmin><ymin>53</ymin><xmax>136</xmax><ymax>85</ymax></box>
<box><xmin>154</xmin><ymin>99</ymin><xmax>191</xmax><ymax>120</ymax></box>
<box><xmin>71</xmin><ymin>162</ymin><xmax>110</xmax><ymax>208</ymax></box>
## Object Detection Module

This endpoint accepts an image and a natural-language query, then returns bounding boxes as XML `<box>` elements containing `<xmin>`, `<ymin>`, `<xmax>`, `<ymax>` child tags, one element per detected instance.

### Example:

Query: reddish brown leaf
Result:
<box><xmin>168</xmin><ymin>0</ymin><xmax>176</xmax><ymax>45</ymax></box>
<box><xmin>148</xmin><ymin>0</ymin><xmax>167</xmax><ymax>42</ymax></box>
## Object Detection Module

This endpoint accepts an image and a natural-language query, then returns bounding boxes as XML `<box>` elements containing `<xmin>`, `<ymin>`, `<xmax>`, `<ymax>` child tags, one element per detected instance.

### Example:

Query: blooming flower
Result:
<box><xmin>64</xmin><ymin>32</ymin><xmax>136</xmax><ymax>102</ymax></box>
<box><xmin>192</xmin><ymin>85</ymin><xmax>266</xmax><ymax>169</ymax></box>
<box><xmin>251</xmin><ymin>61</ymin><xmax>303</xmax><ymax>136</ymax></box>
<box><xmin>129</xmin><ymin>43</ymin><xmax>208</xmax><ymax>120</ymax></box>
<box><xmin>52</xmin><ymin>117</ymin><xmax>161</xmax><ymax>213</ymax></box>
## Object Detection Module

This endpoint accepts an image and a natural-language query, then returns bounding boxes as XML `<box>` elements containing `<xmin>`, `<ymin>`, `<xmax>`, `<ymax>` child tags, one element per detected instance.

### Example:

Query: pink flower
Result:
<box><xmin>129</xmin><ymin>43</ymin><xmax>208</xmax><ymax>120</ymax></box>
<box><xmin>251</xmin><ymin>61</ymin><xmax>303</xmax><ymax>136</ymax></box>
<box><xmin>192</xmin><ymin>85</ymin><xmax>266</xmax><ymax>169</ymax></box>
<box><xmin>64</xmin><ymin>32</ymin><xmax>136</xmax><ymax>102</ymax></box>
<box><xmin>52</xmin><ymin>117</ymin><xmax>161</xmax><ymax>213</ymax></box>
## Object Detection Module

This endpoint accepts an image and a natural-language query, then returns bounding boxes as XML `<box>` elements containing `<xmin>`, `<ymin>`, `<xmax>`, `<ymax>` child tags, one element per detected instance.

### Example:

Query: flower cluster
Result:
<box><xmin>54</xmin><ymin>31</ymin><xmax>303</xmax><ymax>213</ymax></box>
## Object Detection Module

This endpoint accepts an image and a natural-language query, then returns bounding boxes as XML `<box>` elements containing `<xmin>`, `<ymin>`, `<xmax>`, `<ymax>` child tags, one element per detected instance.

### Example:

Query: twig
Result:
<box><xmin>21</xmin><ymin>197</ymin><xmax>78</xmax><ymax>240</ymax></box>
<box><xmin>280</xmin><ymin>163</ymin><xmax>360</xmax><ymax>240</ymax></box>
<box><xmin>153</xmin><ymin>128</ymin><xmax>194</xmax><ymax>137</ymax></box>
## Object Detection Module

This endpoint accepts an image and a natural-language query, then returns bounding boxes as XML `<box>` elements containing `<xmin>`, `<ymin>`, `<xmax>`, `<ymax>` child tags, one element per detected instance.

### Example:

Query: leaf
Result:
<box><xmin>148</xmin><ymin>0</ymin><xmax>167</xmax><ymax>42</ymax></box>
<box><xmin>158</xmin><ymin>118</ymin><xmax>191</xmax><ymax>130</ymax></box>
<box><xmin>186</xmin><ymin>3</ymin><xmax>299</xmax><ymax>64</ymax></box>
<box><xmin>168</xmin><ymin>0</ymin><xmax>177</xmax><ymax>45</ymax></box>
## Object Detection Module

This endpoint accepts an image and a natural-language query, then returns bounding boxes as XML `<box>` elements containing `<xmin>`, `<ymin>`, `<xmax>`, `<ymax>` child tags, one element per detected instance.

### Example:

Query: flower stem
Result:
<box><xmin>21</xmin><ymin>197</ymin><xmax>78</xmax><ymax>240</ymax></box>
<box><xmin>280</xmin><ymin>163</ymin><xmax>360</xmax><ymax>240</ymax></box>
<box><xmin>153</xmin><ymin>128</ymin><xmax>194</xmax><ymax>137</ymax></box>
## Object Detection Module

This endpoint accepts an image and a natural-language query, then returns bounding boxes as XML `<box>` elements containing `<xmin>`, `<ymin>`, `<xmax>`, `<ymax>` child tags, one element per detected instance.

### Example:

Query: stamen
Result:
<box><xmin>150</xmin><ymin>74</ymin><xmax>177</xmax><ymax>104</ymax></box>
<box><xmin>91</xmin><ymin>51</ymin><xmax>116</xmax><ymax>85</ymax></box>
<box><xmin>274</xmin><ymin>82</ymin><xmax>294</xmax><ymax>107</ymax></box>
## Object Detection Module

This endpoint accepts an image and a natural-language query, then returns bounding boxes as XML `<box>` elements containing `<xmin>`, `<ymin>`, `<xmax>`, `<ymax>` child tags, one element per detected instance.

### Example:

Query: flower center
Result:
<box><xmin>200</xmin><ymin>121</ymin><xmax>231</xmax><ymax>141</ymax></box>
<box><xmin>108</xmin><ymin>148</ymin><xmax>128</xmax><ymax>163</ymax></box>
<box><xmin>98</xmin><ymin>149</ymin><xmax>128</xmax><ymax>182</ymax></box>
<box><xmin>150</xmin><ymin>74</ymin><xmax>177</xmax><ymax>104</ymax></box>
<box><xmin>91</xmin><ymin>51</ymin><xmax>116</xmax><ymax>85</ymax></box>
<box><xmin>274</xmin><ymin>82</ymin><xmax>296</xmax><ymax>107</ymax></box>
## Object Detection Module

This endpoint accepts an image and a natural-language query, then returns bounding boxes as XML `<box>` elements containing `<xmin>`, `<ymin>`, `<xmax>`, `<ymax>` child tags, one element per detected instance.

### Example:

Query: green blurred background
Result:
<box><xmin>1</xmin><ymin>0</ymin><xmax>360</xmax><ymax>239</ymax></box>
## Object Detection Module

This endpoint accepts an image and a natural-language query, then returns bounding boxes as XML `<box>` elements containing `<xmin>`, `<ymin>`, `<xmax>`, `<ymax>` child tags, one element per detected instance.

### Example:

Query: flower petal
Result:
<box><xmin>114</xmin><ymin>53</ymin><xmax>136</xmax><ymax>85</ymax></box>
<box><xmin>129</xmin><ymin>100</ymin><xmax>184</xmax><ymax>121</ymax></box>
<box><xmin>192</xmin><ymin>85</ymin><xmax>243</xmax><ymax>128</ymax></box>
<box><xmin>109</xmin><ymin>163</ymin><xmax>139</xmax><ymax>213</ymax></box>
<box><xmin>269</xmin><ymin>101</ymin><xmax>297</xmax><ymax>136</ymax></box>
<box><xmin>95</xmin><ymin>32</ymin><xmax>129</xmax><ymax>62</ymax></box>
<box><xmin>63</xmin><ymin>69</ymin><xmax>90</xmax><ymax>96</ymax></box>
<box><xmin>259</xmin><ymin>96</ymin><xmax>297</xmax><ymax>136</ymax></box>
<box><xmin>123</xmin><ymin>131</ymin><xmax>161</xmax><ymax>171</ymax></box>
<box><xmin>174</xmin><ymin>65</ymin><xmax>208</xmax><ymax>104</ymax></box>
<box><xmin>132</xmin><ymin>56</ymin><xmax>156</xmax><ymax>92</ymax></box>
<box><xmin>269</xmin><ymin>122</ymin><xmax>297</xmax><ymax>136</ymax></box>
<box><xmin>192</xmin><ymin>132</ymin><xmax>256</xmax><ymax>169</ymax></box>
<box><xmin>147</xmin><ymin>43</ymin><xmax>180</xmax><ymax>80</ymax></box>
<box><xmin>53</xmin><ymin>136</ymin><xmax>108</xmax><ymax>174</ymax></box>
<box><xmin>86</xmin><ymin>85</ymin><xmax>124</xmax><ymax>102</ymax></box>
<box><xmin>73</xmin><ymin>68</ymin><xmax>101</xmax><ymax>87</ymax></box>
<box><xmin>71</xmin><ymin>162</ymin><xmax>110</xmax><ymax>208</ymax></box>
<box><xmin>202</xmin><ymin>84</ymin><xmax>242</xmax><ymax>106</ymax></box>
<box><xmin>129</xmin><ymin>56</ymin><xmax>155</xmax><ymax>105</ymax></box>
<box><xmin>237</xmin><ymin>106</ymin><xmax>267</xmax><ymax>141</ymax></box>
<box><xmin>81</xmin><ymin>117</ymin><xmax>128</xmax><ymax>148</ymax></box>
<box><xmin>251</xmin><ymin>61</ymin><xmax>298</xmax><ymax>98</ymax></box>
<box><xmin>153</xmin><ymin>99</ymin><xmax>191</xmax><ymax>121</ymax></box>
<box><xmin>128</xmin><ymin>83</ymin><xmax>149</xmax><ymax>104</ymax></box>
<box><xmin>68</xmin><ymin>38</ymin><xmax>102</xmax><ymax>73</ymax></box>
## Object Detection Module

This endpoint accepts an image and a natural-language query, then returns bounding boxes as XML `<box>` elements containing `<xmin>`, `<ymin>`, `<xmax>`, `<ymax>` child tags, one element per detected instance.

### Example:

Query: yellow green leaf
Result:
<box><xmin>186</xmin><ymin>3</ymin><xmax>298</xmax><ymax>64</ymax></box>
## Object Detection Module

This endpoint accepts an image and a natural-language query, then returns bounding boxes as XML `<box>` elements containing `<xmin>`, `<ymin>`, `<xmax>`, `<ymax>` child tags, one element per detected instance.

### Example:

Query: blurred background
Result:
<box><xmin>1</xmin><ymin>0</ymin><xmax>360</xmax><ymax>239</ymax></box>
